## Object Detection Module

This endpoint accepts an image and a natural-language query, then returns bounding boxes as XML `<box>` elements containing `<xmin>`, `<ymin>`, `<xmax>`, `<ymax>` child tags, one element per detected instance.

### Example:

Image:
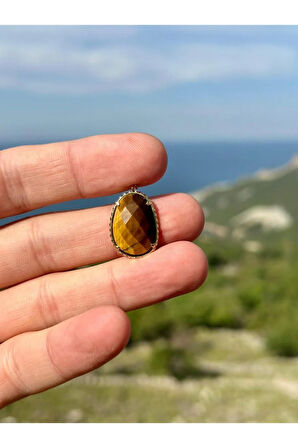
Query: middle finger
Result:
<box><xmin>0</xmin><ymin>193</ymin><xmax>204</xmax><ymax>288</ymax></box>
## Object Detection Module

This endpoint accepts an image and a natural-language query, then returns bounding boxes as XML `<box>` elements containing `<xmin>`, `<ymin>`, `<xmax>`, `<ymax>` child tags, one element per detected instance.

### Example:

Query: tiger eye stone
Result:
<box><xmin>111</xmin><ymin>192</ymin><xmax>158</xmax><ymax>257</ymax></box>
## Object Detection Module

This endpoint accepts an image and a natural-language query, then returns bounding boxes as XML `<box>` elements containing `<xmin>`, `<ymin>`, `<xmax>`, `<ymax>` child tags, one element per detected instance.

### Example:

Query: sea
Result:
<box><xmin>0</xmin><ymin>140</ymin><xmax>297</xmax><ymax>225</ymax></box>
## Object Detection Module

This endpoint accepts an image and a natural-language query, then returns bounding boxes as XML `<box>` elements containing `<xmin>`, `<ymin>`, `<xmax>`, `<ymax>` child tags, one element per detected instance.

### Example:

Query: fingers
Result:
<box><xmin>0</xmin><ymin>193</ymin><xmax>204</xmax><ymax>289</ymax></box>
<box><xmin>0</xmin><ymin>133</ymin><xmax>167</xmax><ymax>218</ymax></box>
<box><xmin>0</xmin><ymin>242</ymin><xmax>208</xmax><ymax>341</ymax></box>
<box><xmin>0</xmin><ymin>306</ymin><xmax>130</xmax><ymax>408</ymax></box>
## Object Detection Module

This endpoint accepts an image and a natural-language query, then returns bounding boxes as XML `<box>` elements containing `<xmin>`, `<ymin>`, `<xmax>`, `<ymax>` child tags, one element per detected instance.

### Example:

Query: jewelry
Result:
<box><xmin>110</xmin><ymin>186</ymin><xmax>159</xmax><ymax>258</ymax></box>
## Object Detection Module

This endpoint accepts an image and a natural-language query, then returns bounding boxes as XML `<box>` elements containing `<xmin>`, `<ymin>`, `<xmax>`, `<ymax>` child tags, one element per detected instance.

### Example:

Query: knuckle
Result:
<box><xmin>27</xmin><ymin>218</ymin><xmax>52</xmax><ymax>273</ymax></box>
<box><xmin>1</xmin><ymin>340</ymin><xmax>28</xmax><ymax>396</ymax></box>
<box><xmin>64</xmin><ymin>141</ymin><xmax>85</xmax><ymax>199</ymax></box>
<box><xmin>106</xmin><ymin>263</ymin><xmax>120</xmax><ymax>306</ymax></box>
<box><xmin>45</xmin><ymin>330</ymin><xmax>66</xmax><ymax>382</ymax></box>
<box><xmin>36</xmin><ymin>276</ymin><xmax>61</xmax><ymax>327</ymax></box>
<box><xmin>0</xmin><ymin>150</ymin><xmax>30</xmax><ymax>214</ymax></box>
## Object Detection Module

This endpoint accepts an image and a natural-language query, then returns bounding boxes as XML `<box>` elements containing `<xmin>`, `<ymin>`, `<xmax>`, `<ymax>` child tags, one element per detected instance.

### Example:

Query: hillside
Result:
<box><xmin>193</xmin><ymin>154</ymin><xmax>298</xmax><ymax>244</ymax></box>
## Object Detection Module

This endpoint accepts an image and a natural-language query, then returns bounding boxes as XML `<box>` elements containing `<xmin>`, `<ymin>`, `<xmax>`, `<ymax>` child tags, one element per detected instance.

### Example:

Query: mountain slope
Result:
<box><xmin>192</xmin><ymin>154</ymin><xmax>298</xmax><ymax>243</ymax></box>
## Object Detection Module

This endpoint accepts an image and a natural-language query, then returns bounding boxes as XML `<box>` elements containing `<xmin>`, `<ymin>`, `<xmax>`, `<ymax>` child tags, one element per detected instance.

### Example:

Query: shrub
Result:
<box><xmin>267</xmin><ymin>315</ymin><xmax>298</xmax><ymax>357</ymax></box>
<box><xmin>238</xmin><ymin>283</ymin><xmax>263</xmax><ymax>310</ymax></box>
<box><xmin>205</xmin><ymin>295</ymin><xmax>244</xmax><ymax>328</ymax></box>
<box><xmin>128</xmin><ymin>304</ymin><xmax>174</xmax><ymax>343</ymax></box>
<box><xmin>199</xmin><ymin>239</ymin><xmax>244</xmax><ymax>268</ymax></box>
<box><xmin>146</xmin><ymin>342</ymin><xmax>198</xmax><ymax>380</ymax></box>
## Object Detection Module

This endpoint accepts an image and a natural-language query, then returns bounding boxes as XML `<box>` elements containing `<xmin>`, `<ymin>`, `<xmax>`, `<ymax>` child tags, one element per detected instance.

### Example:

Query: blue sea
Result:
<box><xmin>0</xmin><ymin>141</ymin><xmax>297</xmax><ymax>225</ymax></box>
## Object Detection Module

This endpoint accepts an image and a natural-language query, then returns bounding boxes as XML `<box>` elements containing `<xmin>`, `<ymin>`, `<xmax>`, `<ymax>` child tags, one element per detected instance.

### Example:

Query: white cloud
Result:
<box><xmin>169</xmin><ymin>44</ymin><xmax>296</xmax><ymax>81</ymax></box>
<box><xmin>0</xmin><ymin>29</ymin><xmax>296</xmax><ymax>94</ymax></box>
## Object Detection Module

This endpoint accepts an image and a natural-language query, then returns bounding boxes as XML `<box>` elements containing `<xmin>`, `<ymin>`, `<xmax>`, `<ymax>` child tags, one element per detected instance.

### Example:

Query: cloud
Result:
<box><xmin>0</xmin><ymin>27</ymin><xmax>297</xmax><ymax>94</ymax></box>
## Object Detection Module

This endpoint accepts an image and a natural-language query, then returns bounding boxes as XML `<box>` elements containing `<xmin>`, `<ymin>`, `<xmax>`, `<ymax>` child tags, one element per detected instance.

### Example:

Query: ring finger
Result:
<box><xmin>0</xmin><ymin>241</ymin><xmax>208</xmax><ymax>342</ymax></box>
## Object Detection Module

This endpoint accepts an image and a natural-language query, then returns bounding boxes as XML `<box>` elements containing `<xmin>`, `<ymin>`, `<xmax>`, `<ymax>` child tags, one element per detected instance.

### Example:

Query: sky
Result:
<box><xmin>1</xmin><ymin>25</ymin><xmax>298</xmax><ymax>144</ymax></box>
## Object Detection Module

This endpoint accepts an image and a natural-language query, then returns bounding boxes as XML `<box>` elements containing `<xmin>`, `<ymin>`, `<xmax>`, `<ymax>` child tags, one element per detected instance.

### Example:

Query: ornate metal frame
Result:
<box><xmin>109</xmin><ymin>186</ymin><xmax>159</xmax><ymax>258</ymax></box>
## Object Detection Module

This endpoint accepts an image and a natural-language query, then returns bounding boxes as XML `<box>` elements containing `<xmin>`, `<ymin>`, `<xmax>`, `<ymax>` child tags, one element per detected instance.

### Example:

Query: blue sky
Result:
<box><xmin>1</xmin><ymin>25</ymin><xmax>298</xmax><ymax>144</ymax></box>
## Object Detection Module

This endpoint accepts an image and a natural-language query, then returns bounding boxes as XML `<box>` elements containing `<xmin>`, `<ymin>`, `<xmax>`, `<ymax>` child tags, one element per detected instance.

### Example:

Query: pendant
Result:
<box><xmin>110</xmin><ymin>186</ymin><xmax>159</xmax><ymax>258</ymax></box>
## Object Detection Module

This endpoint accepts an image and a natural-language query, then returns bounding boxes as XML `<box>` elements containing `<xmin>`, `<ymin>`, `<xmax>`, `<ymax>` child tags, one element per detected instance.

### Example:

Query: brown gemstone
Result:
<box><xmin>111</xmin><ymin>192</ymin><xmax>158</xmax><ymax>257</ymax></box>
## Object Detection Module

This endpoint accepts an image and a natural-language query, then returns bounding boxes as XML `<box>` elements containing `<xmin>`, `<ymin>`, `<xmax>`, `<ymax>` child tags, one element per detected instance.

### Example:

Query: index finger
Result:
<box><xmin>0</xmin><ymin>133</ymin><xmax>167</xmax><ymax>218</ymax></box>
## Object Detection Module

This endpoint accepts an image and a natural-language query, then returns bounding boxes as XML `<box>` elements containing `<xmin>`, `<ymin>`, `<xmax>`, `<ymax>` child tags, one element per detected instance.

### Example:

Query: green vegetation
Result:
<box><xmin>128</xmin><ymin>235</ymin><xmax>298</xmax><ymax>357</ymax></box>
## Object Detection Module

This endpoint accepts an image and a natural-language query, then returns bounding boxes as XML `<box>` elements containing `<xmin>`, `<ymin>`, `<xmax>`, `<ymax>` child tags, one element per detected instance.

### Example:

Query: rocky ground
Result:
<box><xmin>3</xmin><ymin>328</ymin><xmax>298</xmax><ymax>423</ymax></box>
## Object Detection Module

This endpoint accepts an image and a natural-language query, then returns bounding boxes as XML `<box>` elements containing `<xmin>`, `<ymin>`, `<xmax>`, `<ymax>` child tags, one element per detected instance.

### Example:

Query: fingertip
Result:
<box><xmin>186</xmin><ymin>194</ymin><xmax>205</xmax><ymax>240</ymax></box>
<box><xmin>189</xmin><ymin>243</ymin><xmax>209</xmax><ymax>290</ymax></box>
<box><xmin>126</xmin><ymin>133</ymin><xmax>168</xmax><ymax>186</ymax></box>
<box><xmin>102</xmin><ymin>305</ymin><xmax>131</xmax><ymax>354</ymax></box>
<box><xmin>123</xmin><ymin>241</ymin><xmax>208</xmax><ymax>308</ymax></box>
<box><xmin>173</xmin><ymin>193</ymin><xmax>205</xmax><ymax>241</ymax></box>
<box><xmin>81</xmin><ymin>305</ymin><xmax>131</xmax><ymax>359</ymax></box>
<box><xmin>169</xmin><ymin>241</ymin><xmax>208</xmax><ymax>293</ymax></box>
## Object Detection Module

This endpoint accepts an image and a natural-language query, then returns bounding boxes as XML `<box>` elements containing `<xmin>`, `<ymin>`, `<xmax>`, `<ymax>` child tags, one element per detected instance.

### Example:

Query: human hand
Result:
<box><xmin>0</xmin><ymin>133</ymin><xmax>207</xmax><ymax>407</ymax></box>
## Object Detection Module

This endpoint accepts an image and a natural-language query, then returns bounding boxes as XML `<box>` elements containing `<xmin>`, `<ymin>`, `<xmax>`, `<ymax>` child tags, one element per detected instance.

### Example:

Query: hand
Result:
<box><xmin>0</xmin><ymin>133</ymin><xmax>207</xmax><ymax>407</ymax></box>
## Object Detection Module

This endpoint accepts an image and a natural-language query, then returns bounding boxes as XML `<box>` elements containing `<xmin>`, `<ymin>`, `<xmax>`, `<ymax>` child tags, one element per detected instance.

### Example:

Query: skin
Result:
<box><xmin>0</xmin><ymin>133</ymin><xmax>208</xmax><ymax>408</ymax></box>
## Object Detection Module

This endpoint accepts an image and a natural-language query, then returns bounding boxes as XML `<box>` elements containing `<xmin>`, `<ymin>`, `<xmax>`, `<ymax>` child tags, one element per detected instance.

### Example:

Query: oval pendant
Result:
<box><xmin>110</xmin><ymin>188</ymin><xmax>159</xmax><ymax>258</ymax></box>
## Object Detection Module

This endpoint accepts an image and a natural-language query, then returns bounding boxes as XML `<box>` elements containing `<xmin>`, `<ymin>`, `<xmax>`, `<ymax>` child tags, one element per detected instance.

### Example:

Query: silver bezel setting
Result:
<box><xmin>109</xmin><ymin>187</ymin><xmax>159</xmax><ymax>259</ymax></box>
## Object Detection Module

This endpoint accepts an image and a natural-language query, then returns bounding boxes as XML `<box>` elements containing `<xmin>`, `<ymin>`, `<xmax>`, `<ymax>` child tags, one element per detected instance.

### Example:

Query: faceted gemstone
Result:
<box><xmin>111</xmin><ymin>192</ymin><xmax>158</xmax><ymax>257</ymax></box>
